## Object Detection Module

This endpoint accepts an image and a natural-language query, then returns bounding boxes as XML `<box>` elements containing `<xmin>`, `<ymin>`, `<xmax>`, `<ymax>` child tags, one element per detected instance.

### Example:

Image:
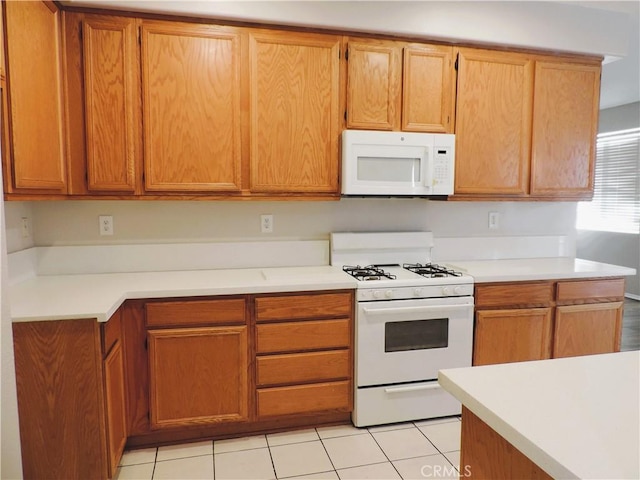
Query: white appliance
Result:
<box><xmin>330</xmin><ymin>232</ymin><xmax>474</xmax><ymax>427</ymax></box>
<box><xmin>341</xmin><ymin>130</ymin><xmax>455</xmax><ymax>196</ymax></box>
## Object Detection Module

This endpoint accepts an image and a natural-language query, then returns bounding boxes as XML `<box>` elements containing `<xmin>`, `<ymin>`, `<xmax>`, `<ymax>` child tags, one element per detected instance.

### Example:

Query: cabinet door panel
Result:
<box><xmin>104</xmin><ymin>340</ymin><xmax>127</xmax><ymax>478</ymax></box>
<box><xmin>4</xmin><ymin>1</ymin><xmax>66</xmax><ymax>192</ymax></box>
<box><xmin>347</xmin><ymin>40</ymin><xmax>401</xmax><ymax>130</ymax></box>
<box><xmin>148</xmin><ymin>326</ymin><xmax>249</xmax><ymax>428</ymax></box>
<box><xmin>553</xmin><ymin>302</ymin><xmax>623</xmax><ymax>358</ymax></box>
<box><xmin>141</xmin><ymin>22</ymin><xmax>242</xmax><ymax>192</ymax></box>
<box><xmin>474</xmin><ymin>308</ymin><xmax>552</xmax><ymax>366</ymax></box>
<box><xmin>249</xmin><ymin>31</ymin><xmax>341</xmax><ymax>193</ymax></box>
<box><xmin>83</xmin><ymin>16</ymin><xmax>138</xmax><ymax>192</ymax></box>
<box><xmin>454</xmin><ymin>49</ymin><xmax>533</xmax><ymax>195</ymax></box>
<box><xmin>530</xmin><ymin>61</ymin><xmax>600</xmax><ymax>197</ymax></box>
<box><xmin>402</xmin><ymin>45</ymin><xmax>455</xmax><ymax>133</ymax></box>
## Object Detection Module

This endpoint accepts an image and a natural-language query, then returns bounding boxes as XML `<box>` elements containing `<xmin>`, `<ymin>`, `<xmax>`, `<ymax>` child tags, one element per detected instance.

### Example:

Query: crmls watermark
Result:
<box><xmin>420</xmin><ymin>464</ymin><xmax>472</xmax><ymax>478</ymax></box>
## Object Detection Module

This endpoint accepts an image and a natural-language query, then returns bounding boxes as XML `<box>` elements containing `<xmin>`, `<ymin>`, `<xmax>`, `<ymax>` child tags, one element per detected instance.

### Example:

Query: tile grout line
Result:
<box><xmin>413</xmin><ymin>422</ymin><xmax>460</xmax><ymax>473</ymax></box>
<box><xmin>366</xmin><ymin>427</ymin><xmax>405</xmax><ymax>480</ymax></box>
<box><xmin>316</xmin><ymin>427</ymin><xmax>340</xmax><ymax>479</ymax></box>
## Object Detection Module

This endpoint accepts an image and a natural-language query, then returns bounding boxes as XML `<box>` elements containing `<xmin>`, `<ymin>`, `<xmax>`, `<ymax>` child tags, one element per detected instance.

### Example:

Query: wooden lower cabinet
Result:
<box><xmin>473</xmin><ymin>278</ymin><xmax>626</xmax><ymax>366</ymax></box>
<box><xmin>104</xmin><ymin>339</ymin><xmax>127</xmax><ymax>477</ymax></box>
<box><xmin>474</xmin><ymin>308</ymin><xmax>553</xmax><ymax>366</ymax></box>
<box><xmin>148</xmin><ymin>325</ymin><xmax>249</xmax><ymax>428</ymax></box>
<box><xmin>553</xmin><ymin>302</ymin><xmax>623</xmax><ymax>358</ymax></box>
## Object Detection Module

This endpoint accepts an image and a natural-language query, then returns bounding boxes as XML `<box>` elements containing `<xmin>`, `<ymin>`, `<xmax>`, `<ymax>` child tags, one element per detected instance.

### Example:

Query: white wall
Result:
<box><xmin>4</xmin><ymin>199</ymin><xmax>578</xmax><ymax>255</ymax></box>
<box><xmin>576</xmin><ymin>101</ymin><xmax>640</xmax><ymax>297</ymax></box>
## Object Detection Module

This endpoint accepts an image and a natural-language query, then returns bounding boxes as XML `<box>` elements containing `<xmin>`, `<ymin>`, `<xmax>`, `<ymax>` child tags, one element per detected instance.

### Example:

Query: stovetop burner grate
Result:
<box><xmin>343</xmin><ymin>265</ymin><xmax>397</xmax><ymax>281</ymax></box>
<box><xmin>403</xmin><ymin>263</ymin><xmax>462</xmax><ymax>278</ymax></box>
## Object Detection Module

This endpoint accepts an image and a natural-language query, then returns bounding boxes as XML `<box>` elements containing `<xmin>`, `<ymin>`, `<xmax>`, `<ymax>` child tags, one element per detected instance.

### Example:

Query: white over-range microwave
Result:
<box><xmin>341</xmin><ymin>129</ymin><xmax>455</xmax><ymax>196</ymax></box>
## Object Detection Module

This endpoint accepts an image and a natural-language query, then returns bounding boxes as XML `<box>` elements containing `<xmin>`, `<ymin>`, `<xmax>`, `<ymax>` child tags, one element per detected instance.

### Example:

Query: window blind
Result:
<box><xmin>577</xmin><ymin>127</ymin><xmax>640</xmax><ymax>234</ymax></box>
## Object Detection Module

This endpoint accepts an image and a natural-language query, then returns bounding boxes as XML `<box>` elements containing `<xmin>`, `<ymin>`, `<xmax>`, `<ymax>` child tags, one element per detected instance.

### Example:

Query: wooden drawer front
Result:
<box><xmin>556</xmin><ymin>279</ymin><xmax>625</xmax><ymax>304</ymax></box>
<box><xmin>255</xmin><ymin>292</ymin><xmax>352</xmax><ymax>322</ymax></box>
<box><xmin>102</xmin><ymin>307</ymin><xmax>122</xmax><ymax>355</ymax></box>
<box><xmin>257</xmin><ymin>381</ymin><xmax>351</xmax><ymax>417</ymax></box>
<box><xmin>256</xmin><ymin>319</ymin><xmax>350</xmax><ymax>354</ymax></box>
<box><xmin>146</xmin><ymin>298</ymin><xmax>246</xmax><ymax>327</ymax></box>
<box><xmin>475</xmin><ymin>282</ymin><xmax>553</xmax><ymax>308</ymax></box>
<box><xmin>257</xmin><ymin>350</ymin><xmax>350</xmax><ymax>387</ymax></box>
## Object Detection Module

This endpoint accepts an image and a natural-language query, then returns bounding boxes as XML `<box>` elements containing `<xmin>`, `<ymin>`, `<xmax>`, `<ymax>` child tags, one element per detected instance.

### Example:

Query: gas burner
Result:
<box><xmin>343</xmin><ymin>265</ymin><xmax>397</xmax><ymax>281</ymax></box>
<box><xmin>403</xmin><ymin>263</ymin><xmax>463</xmax><ymax>278</ymax></box>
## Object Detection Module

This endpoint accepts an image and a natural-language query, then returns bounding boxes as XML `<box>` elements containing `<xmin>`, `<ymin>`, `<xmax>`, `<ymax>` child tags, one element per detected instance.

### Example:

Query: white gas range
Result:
<box><xmin>330</xmin><ymin>232</ymin><xmax>474</xmax><ymax>427</ymax></box>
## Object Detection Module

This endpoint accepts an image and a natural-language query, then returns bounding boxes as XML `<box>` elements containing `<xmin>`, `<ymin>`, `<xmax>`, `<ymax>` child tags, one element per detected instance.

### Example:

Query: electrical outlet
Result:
<box><xmin>99</xmin><ymin>215</ymin><xmax>114</xmax><ymax>236</ymax></box>
<box><xmin>488</xmin><ymin>212</ymin><xmax>500</xmax><ymax>230</ymax></box>
<box><xmin>21</xmin><ymin>217</ymin><xmax>30</xmax><ymax>238</ymax></box>
<box><xmin>260</xmin><ymin>214</ymin><xmax>274</xmax><ymax>234</ymax></box>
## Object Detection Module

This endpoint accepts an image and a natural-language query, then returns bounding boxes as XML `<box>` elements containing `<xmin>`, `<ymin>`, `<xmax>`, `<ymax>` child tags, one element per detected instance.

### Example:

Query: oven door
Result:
<box><xmin>356</xmin><ymin>296</ymin><xmax>473</xmax><ymax>387</ymax></box>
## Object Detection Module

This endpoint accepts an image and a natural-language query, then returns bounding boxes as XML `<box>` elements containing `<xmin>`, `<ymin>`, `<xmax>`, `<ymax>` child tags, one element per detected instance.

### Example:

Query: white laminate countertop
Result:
<box><xmin>439</xmin><ymin>352</ymin><xmax>640</xmax><ymax>480</ymax></box>
<box><xmin>9</xmin><ymin>266</ymin><xmax>357</xmax><ymax>323</ymax></box>
<box><xmin>444</xmin><ymin>257</ymin><xmax>637</xmax><ymax>283</ymax></box>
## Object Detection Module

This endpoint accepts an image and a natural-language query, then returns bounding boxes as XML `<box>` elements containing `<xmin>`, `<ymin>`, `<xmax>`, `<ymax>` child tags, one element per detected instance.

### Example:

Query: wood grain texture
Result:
<box><xmin>556</xmin><ymin>278</ymin><xmax>625</xmax><ymax>304</ymax></box>
<box><xmin>530</xmin><ymin>61</ymin><xmax>600</xmax><ymax>196</ymax></box>
<box><xmin>141</xmin><ymin>21</ymin><xmax>242</xmax><ymax>192</ymax></box>
<box><xmin>346</xmin><ymin>39</ymin><xmax>401</xmax><ymax>130</ymax></box>
<box><xmin>475</xmin><ymin>282</ymin><xmax>554</xmax><ymax>308</ymax></box>
<box><xmin>256</xmin><ymin>350</ymin><xmax>350</xmax><ymax>387</ymax></box>
<box><xmin>402</xmin><ymin>44</ymin><xmax>455</xmax><ymax>133</ymax></box>
<box><xmin>256</xmin><ymin>318</ymin><xmax>351</xmax><ymax>354</ymax></box>
<box><xmin>474</xmin><ymin>308</ymin><xmax>553</xmax><ymax>366</ymax></box>
<box><xmin>255</xmin><ymin>292</ymin><xmax>353</xmax><ymax>322</ymax></box>
<box><xmin>249</xmin><ymin>30</ymin><xmax>341</xmax><ymax>193</ymax></box>
<box><xmin>4</xmin><ymin>0</ymin><xmax>67</xmax><ymax>192</ymax></box>
<box><xmin>461</xmin><ymin>407</ymin><xmax>553</xmax><ymax>480</ymax></box>
<box><xmin>553</xmin><ymin>302</ymin><xmax>623</xmax><ymax>358</ymax></box>
<box><xmin>146</xmin><ymin>297</ymin><xmax>247</xmax><ymax>327</ymax></box>
<box><xmin>454</xmin><ymin>48</ymin><xmax>533</xmax><ymax>195</ymax></box>
<box><xmin>104</xmin><ymin>339</ymin><xmax>127</xmax><ymax>478</ymax></box>
<box><xmin>257</xmin><ymin>380</ymin><xmax>351</xmax><ymax>417</ymax></box>
<box><xmin>83</xmin><ymin>16</ymin><xmax>138</xmax><ymax>192</ymax></box>
<box><xmin>148</xmin><ymin>326</ymin><xmax>249</xmax><ymax>428</ymax></box>
<box><xmin>13</xmin><ymin>319</ymin><xmax>108</xmax><ymax>480</ymax></box>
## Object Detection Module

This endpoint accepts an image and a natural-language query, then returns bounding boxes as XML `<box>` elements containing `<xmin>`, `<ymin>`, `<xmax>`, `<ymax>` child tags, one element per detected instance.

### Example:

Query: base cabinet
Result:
<box><xmin>474</xmin><ymin>278</ymin><xmax>626</xmax><ymax>366</ymax></box>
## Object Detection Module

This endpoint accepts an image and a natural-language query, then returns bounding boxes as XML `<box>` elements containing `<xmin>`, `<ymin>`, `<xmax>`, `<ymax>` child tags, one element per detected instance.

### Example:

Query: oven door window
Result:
<box><xmin>385</xmin><ymin>318</ymin><xmax>449</xmax><ymax>352</ymax></box>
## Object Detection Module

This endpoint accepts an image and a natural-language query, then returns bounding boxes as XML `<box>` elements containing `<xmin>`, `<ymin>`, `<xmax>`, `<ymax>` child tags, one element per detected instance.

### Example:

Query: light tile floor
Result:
<box><xmin>115</xmin><ymin>416</ymin><xmax>461</xmax><ymax>480</ymax></box>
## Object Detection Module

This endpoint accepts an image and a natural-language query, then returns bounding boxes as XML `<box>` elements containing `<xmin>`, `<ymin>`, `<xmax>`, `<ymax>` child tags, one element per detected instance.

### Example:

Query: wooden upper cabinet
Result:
<box><xmin>402</xmin><ymin>44</ymin><xmax>455</xmax><ymax>133</ymax></box>
<box><xmin>82</xmin><ymin>16</ymin><xmax>139</xmax><ymax>192</ymax></box>
<box><xmin>530</xmin><ymin>61</ymin><xmax>600</xmax><ymax>197</ymax></box>
<box><xmin>346</xmin><ymin>40</ymin><xmax>402</xmax><ymax>130</ymax></box>
<box><xmin>249</xmin><ymin>30</ymin><xmax>342</xmax><ymax>194</ymax></box>
<box><xmin>3</xmin><ymin>0</ymin><xmax>67</xmax><ymax>193</ymax></box>
<box><xmin>454</xmin><ymin>48</ymin><xmax>533</xmax><ymax>195</ymax></box>
<box><xmin>141</xmin><ymin>22</ymin><xmax>242</xmax><ymax>192</ymax></box>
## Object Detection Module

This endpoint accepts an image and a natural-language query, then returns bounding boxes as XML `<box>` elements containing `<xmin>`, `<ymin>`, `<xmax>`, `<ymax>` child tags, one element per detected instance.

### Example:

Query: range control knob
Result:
<box><xmin>385</xmin><ymin>290</ymin><xmax>394</xmax><ymax>298</ymax></box>
<box><xmin>413</xmin><ymin>288</ymin><xmax>423</xmax><ymax>297</ymax></box>
<box><xmin>454</xmin><ymin>286</ymin><xmax>464</xmax><ymax>295</ymax></box>
<box><xmin>442</xmin><ymin>286</ymin><xmax>451</xmax><ymax>296</ymax></box>
<box><xmin>373</xmin><ymin>290</ymin><xmax>382</xmax><ymax>299</ymax></box>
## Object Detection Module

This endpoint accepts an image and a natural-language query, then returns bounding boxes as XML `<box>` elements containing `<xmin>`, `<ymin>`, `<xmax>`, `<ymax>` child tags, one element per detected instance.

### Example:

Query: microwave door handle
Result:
<box><xmin>423</xmin><ymin>150</ymin><xmax>432</xmax><ymax>191</ymax></box>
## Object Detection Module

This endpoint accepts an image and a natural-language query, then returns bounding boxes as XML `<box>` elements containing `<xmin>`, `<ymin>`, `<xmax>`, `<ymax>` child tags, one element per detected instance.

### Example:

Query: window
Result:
<box><xmin>576</xmin><ymin>127</ymin><xmax>640</xmax><ymax>234</ymax></box>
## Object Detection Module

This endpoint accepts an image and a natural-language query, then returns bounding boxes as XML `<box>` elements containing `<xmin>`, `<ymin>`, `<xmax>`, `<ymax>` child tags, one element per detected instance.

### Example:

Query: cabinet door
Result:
<box><xmin>346</xmin><ymin>40</ymin><xmax>401</xmax><ymax>131</ymax></box>
<box><xmin>402</xmin><ymin>45</ymin><xmax>455</xmax><ymax>133</ymax></box>
<box><xmin>141</xmin><ymin>22</ymin><xmax>242</xmax><ymax>192</ymax></box>
<box><xmin>104</xmin><ymin>339</ymin><xmax>127</xmax><ymax>478</ymax></box>
<box><xmin>148</xmin><ymin>326</ymin><xmax>249</xmax><ymax>428</ymax></box>
<box><xmin>454</xmin><ymin>49</ymin><xmax>533</xmax><ymax>196</ymax></box>
<box><xmin>83</xmin><ymin>16</ymin><xmax>139</xmax><ymax>192</ymax></box>
<box><xmin>3</xmin><ymin>1</ymin><xmax>66</xmax><ymax>192</ymax></box>
<box><xmin>530</xmin><ymin>61</ymin><xmax>600</xmax><ymax>197</ymax></box>
<box><xmin>249</xmin><ymin>31</ymin><xmax>342</xmax><ymax>193</ymax></box>
<box><xmin>553</xmin><ymin>302</ymin><xmax>623</xmax><ymax>358</ymax></box>
<box><xmin>474</xmin><ymin>308</ymin><xmax>552</xmax><ymax>366</ymax></box>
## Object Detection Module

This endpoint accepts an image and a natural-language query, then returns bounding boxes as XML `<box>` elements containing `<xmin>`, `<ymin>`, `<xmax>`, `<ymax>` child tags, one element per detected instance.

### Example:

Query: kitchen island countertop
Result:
<box><xmin>444</xmin><ymin>257</ymin><xmax>636</xmax><ymax>283</ymax></box>
<box><xmin>9</xmin><ymin>266</ymin><xmax>357</xmax><ymax>323</ymax></box>
<box><xmin>439</xmin><ymin>351</ymin><xmax>640</xmax><ymax>479</ymax></box>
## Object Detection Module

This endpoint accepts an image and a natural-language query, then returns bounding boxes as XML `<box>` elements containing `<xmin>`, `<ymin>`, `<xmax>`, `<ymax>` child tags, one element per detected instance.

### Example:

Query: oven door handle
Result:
<box><xmin>384</xmin><ymin>384</ymin><xmax>441</xmax><ymax>394</ymax></box>
<box><xmin>362</xmin><ymin>304</ymin><xmax>470</xmax><ymax>316</ymax></box>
